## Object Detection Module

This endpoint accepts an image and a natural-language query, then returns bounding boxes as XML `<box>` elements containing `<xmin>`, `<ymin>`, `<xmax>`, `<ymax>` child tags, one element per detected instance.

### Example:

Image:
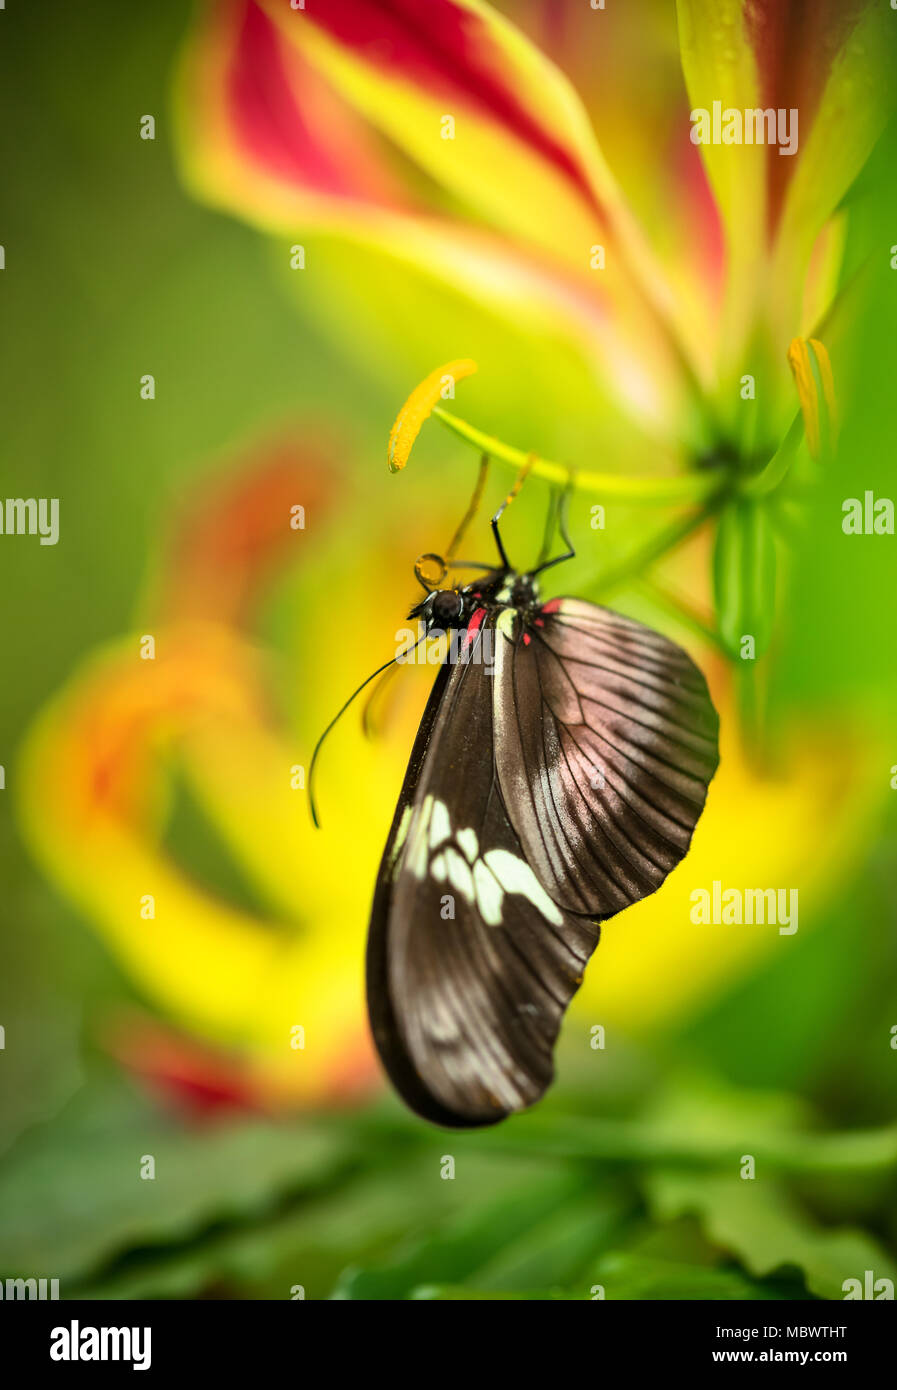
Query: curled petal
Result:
<box><xmin>388</xmin><ymin>359</ymin><xmax>477</xmax><ymax>472</ymax></box>
<box><xmin>17</xmin><ymin>626</ymin><xmax>380</xmax><ymax>1106</ymax></box>
<box><xmin>153</xmin><ymin>438</ymin><xmax>337</xmax><ymax>626</ymax></box>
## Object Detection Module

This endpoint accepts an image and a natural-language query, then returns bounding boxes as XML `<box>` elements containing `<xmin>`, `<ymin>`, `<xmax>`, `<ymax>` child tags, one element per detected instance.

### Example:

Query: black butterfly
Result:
<box><xmin>312</xmin><ymin>465</ymin><xmax>719</xmax><ymax>1128</ymax></box>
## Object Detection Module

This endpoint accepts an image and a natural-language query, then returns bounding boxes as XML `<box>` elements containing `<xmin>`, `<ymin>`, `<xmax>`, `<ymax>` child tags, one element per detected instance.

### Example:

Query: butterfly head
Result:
<box><xmin>408</xmin><ymin>584</ymin><xmax>473</xmax><ymax>634</ymax></box>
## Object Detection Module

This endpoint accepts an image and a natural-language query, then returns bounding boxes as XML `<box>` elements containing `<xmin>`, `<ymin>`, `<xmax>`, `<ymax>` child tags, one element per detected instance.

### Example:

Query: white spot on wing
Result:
<box><xmin>483</xmin><ymin>848</ymin><xmax>564</xmax><ymax>925</ymax></box>
<box><xmin>444</xmin><ymin>846</ymin><xmax>475</xmax><ymax>903</ymax></box>
<box><xmin>473</xmin><ymin>859</ymin><xmax>503</xmax><ymax>925</ymax></box>
<box><xmin>456</xmin><ymin>826</ymin><xmax>479</xmax><ymax>863</ymax></box>
<box><xmin>406</xmin><ymin>794</ymin><xmax>433</xmax><ymax>881</ymax></box>
<box><xmin>404</xmin><ymin>796</ymin><xmax>562</xmax><ymax>933</ymax></box>
<box><xmin>429</xmin><ymin>799</ymin><xmax>451</xmax><ymax>849</ymax></box>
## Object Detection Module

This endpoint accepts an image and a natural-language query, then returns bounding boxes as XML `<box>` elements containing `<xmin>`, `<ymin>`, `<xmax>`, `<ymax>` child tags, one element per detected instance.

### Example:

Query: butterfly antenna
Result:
<box><xmin>309</xmin><ymin>633</ymin><xmax>425</xmax><ymax>828</ymax></box>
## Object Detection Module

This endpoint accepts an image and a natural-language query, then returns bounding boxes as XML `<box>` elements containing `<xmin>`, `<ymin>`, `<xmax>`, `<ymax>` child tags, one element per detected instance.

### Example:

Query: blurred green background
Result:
<box><xmin>1</xmin><ymin>0</ymin><xmax>896</xmax><ymax>1301</ymax></box>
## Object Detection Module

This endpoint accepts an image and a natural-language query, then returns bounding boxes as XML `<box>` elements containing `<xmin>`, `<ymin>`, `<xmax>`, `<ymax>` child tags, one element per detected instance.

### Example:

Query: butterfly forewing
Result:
<box><xmin>367</xmin><ymin>616</ymin><xmax>600</xmax><ymax>1128</ymax></box>
<box><xmin>493</xmin><ymin>597</ymin><xmax>720</xmax><ymax>918</ymax></box>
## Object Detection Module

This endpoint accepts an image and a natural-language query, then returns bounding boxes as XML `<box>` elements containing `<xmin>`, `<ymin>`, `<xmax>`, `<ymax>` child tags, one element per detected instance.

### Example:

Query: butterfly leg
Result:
<box><xmin>445</xmin><ymin>454</ymin><xmax>490</xmax><ymax>561</ymax></box>
<box><xmin>532</xmin><ymin>473</ymin><xmax>576</xmax><ymax>576</ymax></box>
<box><xmin>536</xmin><ymin>486</ymin><xmax>561</xmax><ymax>568</ymax></box>
<box><xmin>491</xmin><ymin>454</ymin><xmax>534</xmax><ymax>570</ymax></box>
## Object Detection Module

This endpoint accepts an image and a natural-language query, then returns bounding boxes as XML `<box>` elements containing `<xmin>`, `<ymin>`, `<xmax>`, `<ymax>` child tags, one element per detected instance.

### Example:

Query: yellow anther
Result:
<box><xmin>788</xmin><ymin>337</ymin><xmax>837</xmax><ymax>461</ymax></box>
<box><xmin>387</xmin><ymin>359</ymin><xmax>478</xmax><ymax>472</ymax></box>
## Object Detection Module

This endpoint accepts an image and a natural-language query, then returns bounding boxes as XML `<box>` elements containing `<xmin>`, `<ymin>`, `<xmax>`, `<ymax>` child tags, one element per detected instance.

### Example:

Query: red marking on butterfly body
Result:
<box><xmin>462</xmin><ymin>607</ymin><xmax>487</xmax><ymax>652</ymax></box>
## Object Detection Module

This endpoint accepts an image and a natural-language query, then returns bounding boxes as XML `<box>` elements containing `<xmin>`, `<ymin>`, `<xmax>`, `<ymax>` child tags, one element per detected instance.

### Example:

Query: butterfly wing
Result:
<box><xmin>367</xmin><ymin>616</ymin><xmax>600</xmax><ymax>1128</ymax></box>
<box><xmin>493</xmin><ymin>597</ymin><xmax>719</xmax><ymax>918</ymax></box>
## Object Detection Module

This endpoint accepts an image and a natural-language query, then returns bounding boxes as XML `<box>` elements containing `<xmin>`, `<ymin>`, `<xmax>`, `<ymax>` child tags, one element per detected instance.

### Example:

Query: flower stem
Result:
<box><xmin>738</xmin><ymin>411</ymin><xmax>804</xmax><ymax>498</ymax></box>
<box><xmin>484</xmin><ymin>1114</ymin><xmax>897</xmax><ymax>1177</ymax></box>
<box><xmin>432</xmin><ymin>407</ymin><xmax>728</xmax><ymax>506</ymax></box>
<box><xmin>360</xmin><ymin>1107</ymin><xmax>897</xmax><ymax>1177</ymax></box>
<box><xmin>582</xmin><ymin>505</ymin><xmax>718</xmax><ymax>598</ymax></box>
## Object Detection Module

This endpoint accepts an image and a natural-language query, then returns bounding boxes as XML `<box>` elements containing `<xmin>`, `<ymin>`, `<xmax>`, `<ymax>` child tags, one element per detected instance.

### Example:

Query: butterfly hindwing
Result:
<box><xmin>367</xmin><ymin>617</ymin><xmax>600</xmax><ymax>1128</ymax></box>
<box><xmin>492</xmin><ymin>597</ymin><xmax>720</xmax><ymax>918</ymax></box>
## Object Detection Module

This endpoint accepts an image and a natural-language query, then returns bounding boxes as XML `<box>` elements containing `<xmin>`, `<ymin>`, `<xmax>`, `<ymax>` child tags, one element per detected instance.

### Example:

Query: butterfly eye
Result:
<box><xmin>430</xmin><ymin>589</ymin><xmax>464</xmax><ymax>627</ymax></box>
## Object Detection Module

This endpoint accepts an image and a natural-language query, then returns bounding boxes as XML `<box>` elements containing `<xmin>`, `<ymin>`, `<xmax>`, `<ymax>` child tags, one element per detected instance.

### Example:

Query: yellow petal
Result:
<box><xmin>387</xmin><ymin>359</ymin><xmax>477</xmax><ymax>472</ymax></box>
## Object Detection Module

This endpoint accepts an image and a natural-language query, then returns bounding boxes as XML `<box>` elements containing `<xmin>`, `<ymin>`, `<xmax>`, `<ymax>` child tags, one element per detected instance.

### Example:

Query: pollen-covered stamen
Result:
<box><xmin>387</xmin><ymin>359</ymin><xmax>478</xmax><ymax>473</ymax></box>
<box><xmin>788</xmin><ymin>337</ymin><xmax>837</xmax><ymax>462</ymax></box>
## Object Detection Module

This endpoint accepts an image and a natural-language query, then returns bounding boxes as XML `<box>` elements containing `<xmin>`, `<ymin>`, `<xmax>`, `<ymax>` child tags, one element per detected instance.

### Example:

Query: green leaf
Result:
<box><xmin>588</xmin><ymin>1251</ymin><xmax>795</xmax><ymax>1301</ymax></box>
<box><xmin>77</xmin><ymin>1146</ymin><xmax>589</xmax><ymax>1301</ymax></box>
<box><xmin>456</xmin><ymin>1187</ymin><xmax>634</xmax><ymax>1293</ymax></box>
<box><xmin>0</xmin><ymin>1078</ymin><xmax>357</xmax><ymax>1286</ymax></box>
<box><xmin>332</xmin><ymin>1168</ymin><xmax>592</xmax><ymax>1300</ymax></box>
<box><xmin>713</xmin><ymin>499</ymin><xmax>777</xmax><ymax>658</ymax></box>
<box><xmin>410</xmin><ymin>1253</ymin><xmax>800</xmax><ymax>1301</ymax></box>
<box><xmin>410</xmin><ymin>1285</ymin><xmax>582</xmax><ymax>1300</ymax></box>
<box><xmin>474</xmin><ymin>1072</ymin><xmax>897</xmax><ymax>1179</ymax></box>
<box><xmin>645</xmin><ymin>1170</ymin><xmax>897</xmax><ymax>1301</ymax></box>
<box><xmin>77</xmin><ymin>1161</ymin><xmax>463</xmax><ymax>1300</ymax></box>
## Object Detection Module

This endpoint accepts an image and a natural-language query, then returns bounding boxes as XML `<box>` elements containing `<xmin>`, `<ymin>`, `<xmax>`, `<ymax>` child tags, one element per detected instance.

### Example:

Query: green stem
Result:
<box><xmin>432</xmin><ymin>407</ymin><xmax>728</xmax><ymax>506</ymax></box>
<box><xmin>736</xmin><ymin>658</ymin><xmax>769</xmax><ymax>767</ymax></box>
<box><xmin>582</xmin><ymin>506</ymin><xmax>718</xmax><ymax>598</ymax></box>
<box><xmin>481</xmin><ymin>1115</ymin><xmax>897</xmax><ymax>1178</ymax></box>
<box><xmin>738</xmin><ymin>411</ymin><xmax>803</xmax><ymax>498</ymax></box>
<box><xmin>358</xmin><ymin>1107</ymin><xmax>897</xmax><ymax>1179</ymax></box>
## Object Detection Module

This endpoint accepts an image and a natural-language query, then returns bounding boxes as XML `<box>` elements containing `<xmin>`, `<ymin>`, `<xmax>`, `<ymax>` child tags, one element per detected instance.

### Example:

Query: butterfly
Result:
<box><xmin>312</xmin><ymin>460</ymin><xmax>719</xmax><ymax>1128</ymax></box>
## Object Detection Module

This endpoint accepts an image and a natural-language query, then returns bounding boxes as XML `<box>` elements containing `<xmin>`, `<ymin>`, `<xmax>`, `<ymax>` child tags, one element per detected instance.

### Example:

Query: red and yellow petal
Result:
<box><xmin>147</xmin><ymin>437</ymin><xmax>337</xmax><ymax>628</ymax></box>
<box><xmin>17</xmin><ymin>624</ymin><xmax>381</xmax><ymax>1105</ymax></box>
<box><xmin>177</xmin><ymin>0</ymin><xmax>409</xmax><ymax>224</ymax></box>
<box><xmin>177</xmin><ymin>1</ymin><xmax>707</xmax><ymax>446</ymax></box>
<box><xmin>255</xmin><ymin>0</ymin><xmax>612</xmax><ymax>266</ymax></box>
